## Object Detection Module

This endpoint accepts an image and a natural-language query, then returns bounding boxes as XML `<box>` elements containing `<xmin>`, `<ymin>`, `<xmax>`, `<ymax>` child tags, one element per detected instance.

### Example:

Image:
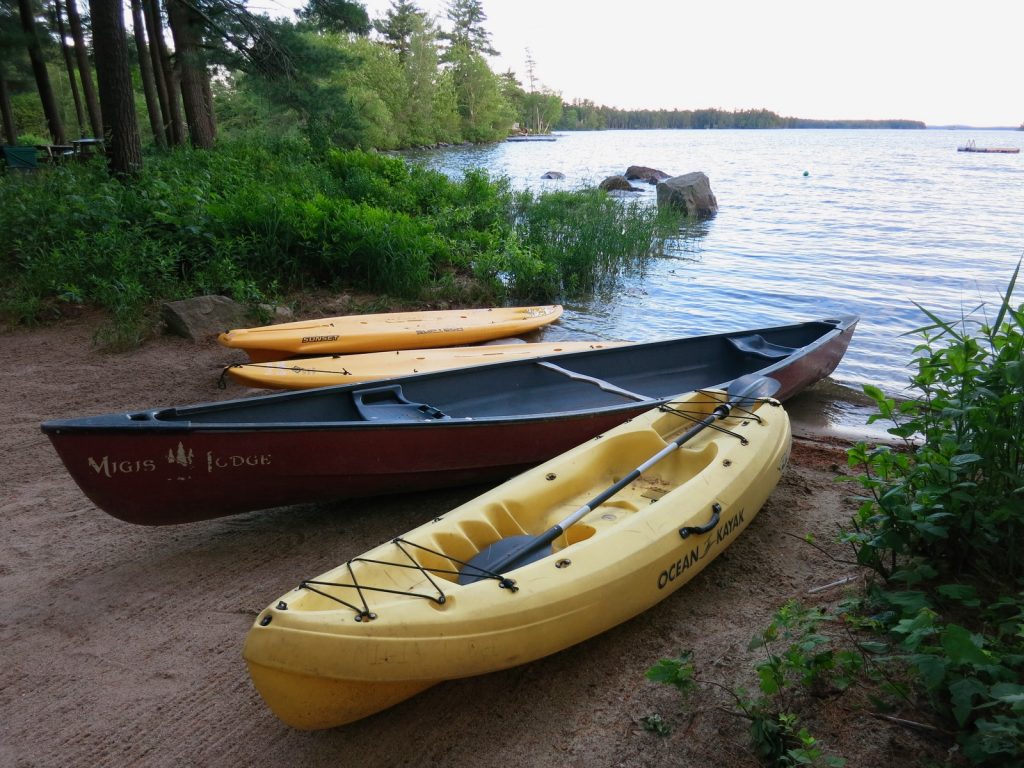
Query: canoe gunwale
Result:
<box><xmin>42</xmin><ymin>315</ymin><xmax>856</xmax><ymax>434</ymax></box>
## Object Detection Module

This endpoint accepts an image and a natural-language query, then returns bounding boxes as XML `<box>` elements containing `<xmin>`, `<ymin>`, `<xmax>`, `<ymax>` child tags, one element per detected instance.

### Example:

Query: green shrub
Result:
<box><xmin>846</xmin><ymin>262</ymin><xmax>1024</xmax><ymax>588</ymax></box>
<box><xmin>846</xmin><ymin>262</ymin><xmax>1024</xmax><ymax>765</ymax></box>
<box><xmin>647</xmin><ymin>604</ymin><xmax>849</xmax><ymax>767</ymax></box>
<box><xmin>1</xmin><ymin>139</ymin><xmax>684</xmax><ymax>339</ymax></box>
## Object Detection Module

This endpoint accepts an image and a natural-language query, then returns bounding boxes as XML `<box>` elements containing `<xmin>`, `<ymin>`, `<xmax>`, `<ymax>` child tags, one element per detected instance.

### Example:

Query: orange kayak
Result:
<box><xmin>218</xmin><ymin>305</ymin><xmax>564</xmax><ymax>362</ymax></box>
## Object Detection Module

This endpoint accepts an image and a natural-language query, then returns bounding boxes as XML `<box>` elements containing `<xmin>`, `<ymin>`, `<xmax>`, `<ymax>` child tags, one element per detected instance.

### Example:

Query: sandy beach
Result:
<box><xmin>0</xmin><ymin>312</ymin><xmax>943</xmax><ymax>767</ymax></box>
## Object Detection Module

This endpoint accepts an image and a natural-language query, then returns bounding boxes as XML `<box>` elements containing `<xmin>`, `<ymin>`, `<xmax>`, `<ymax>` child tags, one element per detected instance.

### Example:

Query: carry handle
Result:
<box><xmin>678</xmin><ymin>503</ymin><xmax>722</xmax><ymax>539</ymax></box>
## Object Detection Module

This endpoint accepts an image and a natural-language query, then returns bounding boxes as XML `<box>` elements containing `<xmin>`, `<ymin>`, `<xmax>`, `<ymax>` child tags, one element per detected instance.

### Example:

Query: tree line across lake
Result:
<box><xmin>3</xmin><ymin>0</ymin><xmax>928</xmax><ymax>177</ymax></box>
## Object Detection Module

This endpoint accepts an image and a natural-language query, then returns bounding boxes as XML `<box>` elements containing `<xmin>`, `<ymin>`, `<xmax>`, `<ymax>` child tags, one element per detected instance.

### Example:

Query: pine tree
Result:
<box><xmin>441</xmin><ymin>0</ymin><xmax>497</xmax><ymax>59</ymax></box>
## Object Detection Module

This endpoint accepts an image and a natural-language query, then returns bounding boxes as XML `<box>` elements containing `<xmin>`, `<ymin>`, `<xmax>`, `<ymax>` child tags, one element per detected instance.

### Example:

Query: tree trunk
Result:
<box><xmin>141</xmin><ymin>0</ymin><xmax>174</xmax><ymax>145</ymax></box>
<box><xmin>147</xmin><ymin>0</ymin><xmax>185</xmax><ymax>145</ymax></box>
<box><xmin>129</xmin><ymin>0</ymin><xmax>166</xmax><ymax>147</ymax></box>
<box><xmin>201</xmin><ymin>72</ymin><xmax>216</xmax><ymax>141</ymax></box>
<box><xmin>166</xmin><ymin>0</ymin><xmax>214</xmax><ymax>148</ymax></box>
<box><xmin>18</xmin><ymin>0</ymin><xmax>66</xmax><ymax>145</ymax></box>
<box><xmin>88</xmin><ymin>0</ymin><xmax>143</xmax><ymax>176</ymax></box>
<box><xmin>64</xmin><ymin>0</ymin><xmax>103</xmax><ymax>139</ymax></box>
<box><xmin>0</xmin><ymin>75</ymin><xmax>17</xmax><ymax>145</ymax></box>
<box><xmin>52</xmin><ymin>0</ymin><xmax>87</xmax><ymax>138</ymax></box>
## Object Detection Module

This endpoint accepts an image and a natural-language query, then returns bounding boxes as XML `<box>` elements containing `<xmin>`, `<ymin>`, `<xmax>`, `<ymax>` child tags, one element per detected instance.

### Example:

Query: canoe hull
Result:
<box><xmin>46</xmin><ymin>413</ymin><xmax>629</xmax><ymax>524</ymax></box>
<box><xmin>43</xmin><ymin>316</ymin><xmax>855</xmax><ymax>524</ymax></box>
<box><xmin>219</xmin><ymin>305</ymin><xmax>564</xmax><ymax>362</ymax></box>
<box><xmin>243</xmin><ymin>390</ymin><xmax>792</xmax><ymax>728</ymax></box>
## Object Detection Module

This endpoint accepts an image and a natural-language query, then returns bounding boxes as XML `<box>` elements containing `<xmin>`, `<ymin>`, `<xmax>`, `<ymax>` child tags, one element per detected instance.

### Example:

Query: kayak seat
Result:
<box><xmin>352</xmin><ymin>384</ymin><xmax>450</xmax><ymax>422</ymax></box>
<box><xmin>726</xmin><ymin>333</ymin><xmax>796</xmax><ymax>361</ymax></box>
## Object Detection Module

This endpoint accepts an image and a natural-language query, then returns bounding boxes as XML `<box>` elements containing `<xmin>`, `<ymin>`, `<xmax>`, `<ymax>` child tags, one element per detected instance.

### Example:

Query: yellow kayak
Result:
<box><xmin>243</xmin><ymin>377</ymin><xmax>791</xmax><ymax>729</ymax></box>
<box><xmin>224</xmin><ymin>340</ymin><xmax>628</xmax><ymax>389</ymax></box>
<box><xmin>219</xmin><ymin>305</ymin><xmax>564</xmax><ymax>362</ymax></box>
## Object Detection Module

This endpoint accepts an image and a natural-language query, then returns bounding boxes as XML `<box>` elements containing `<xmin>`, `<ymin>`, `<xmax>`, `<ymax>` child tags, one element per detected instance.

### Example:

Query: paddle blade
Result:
<box><xmin>726</xmin><ymin>374</ymin><xmax>781</xmax><ymax>403</ymax></box>
<box><xmin>457</xmin><ymin>535</ymin><xmax>552</xmax><ymax>585</ymax></box>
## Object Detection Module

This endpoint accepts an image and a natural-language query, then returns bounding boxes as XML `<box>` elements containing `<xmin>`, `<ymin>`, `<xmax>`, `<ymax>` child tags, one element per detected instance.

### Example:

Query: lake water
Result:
<box><xmin>406</xmin><ymin>129</ymin><xmax>1024</xmax><ymax>400</ymax></box>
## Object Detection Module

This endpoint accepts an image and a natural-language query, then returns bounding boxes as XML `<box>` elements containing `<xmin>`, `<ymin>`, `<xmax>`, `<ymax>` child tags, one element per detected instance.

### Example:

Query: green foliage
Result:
<box><xmin>1</xmin><ymin>139</ymin><xmax>677</xmax><ymax>341</ymax></box>
<box><xmin>845</xmin><ymin>263</ymin><xmax>1024</xmax><ymax>765</ymax></box>
<box><xmin>334</xmin><ymin>36</ymin><xmax>408</xmax><ymax>150</ymax></box>
<box><xmin>646</xmin><ymin>652</ymin><xmax>697</xmax><ymax>694</ymax></box>
<box><xmin>749</xmin><ymin>601</ymin><xmax>864</xmax><ymax>698</ymax></box>
<box><xmin>211</xmin><ymin>3</ymin><xmax>508</xmax><ymax>151</ymax></box>
<box><xmin>555</xmin><ymin>104</ymin><xmax>925</xmax><ymax>132</ymax></box>
<box><xmin>846</xmin><ymin>263</ymin><xmax>1024</xmax><ymax>587</ymax></box>
<box><xmin>373</xmin><ymin>0</ymin><xmax>426</xmax><ymax>62</ymax></box>
<box><xmin>15</xmin><ymin>133</ymin><xmax>50</xmax><ymax>147</ymax></box>
<box><xmin>648</xmin><ymin>606</ymin><xmax>849</xmax><ymax>767</ymax></box>
<box><xmin>445</xmin><ymin>44</ymin><xmax>513</xmax><ymax>143</ymax></box>
<box><xmin>296</xmin><ymin>0</ymin><xmax>371</xmax><ymax>34</ymax></box>
<box><xmin>640</xmin><ymin>713</ymin><xmax>671</xmax><ymax>737</ymax></box>
<box><xmin>866</xmin><ymin>590</ymin><xmax>1024</xmax><ymax>764</ymax></box>
<box><xmin>238</xmin><ymin>21</ymin><xmax>370</xmax><ymax>152</ymax></box>
<box><xmin>441</xmin><ymin>0</ymin><xmax>498</xmax><ymax>58</ymax></box>
<box><xmin>505</xmin><ymin>188</ymin><xmax>684</xmax><ymax>298</ymax></box>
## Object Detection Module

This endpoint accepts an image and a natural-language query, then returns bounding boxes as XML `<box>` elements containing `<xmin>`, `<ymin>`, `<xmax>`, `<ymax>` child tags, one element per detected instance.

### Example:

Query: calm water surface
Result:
<box><xmin>408</xmin><ymin>129</ymin><xmax>1024</xmax><ymax>398</ymax></box>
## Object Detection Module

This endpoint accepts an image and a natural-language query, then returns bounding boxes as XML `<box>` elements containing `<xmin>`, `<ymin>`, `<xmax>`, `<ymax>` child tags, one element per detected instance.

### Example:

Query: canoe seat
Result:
<box><xmin>726</xmin><ymin>333</ymin><xmax>796</xmax><ymax>361</ymax></box>
<box><xmin>352</xmin><ymin>384</ymin><xmax>450</xmax><ymax>422</ymax></box>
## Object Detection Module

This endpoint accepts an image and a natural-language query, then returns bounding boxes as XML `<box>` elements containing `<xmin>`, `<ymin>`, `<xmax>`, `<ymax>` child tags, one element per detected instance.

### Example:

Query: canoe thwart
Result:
<box><xmin>679</xmin><ymin>502</ymin><xmax>722</xmax><ymax>538</ymax></box>
<box><xmin>727</xmin><ymin>333</ymin><xmax>797</xmax><ymax>361</ymax></box>
<box><xmin>536</xmin><ymin>361</ymin><xmax>652</xmax><ymax>402</ymax></box>
<box><xmin>352</xmin><ymin>384</ymin><xmax>450</xmax><ymax>422</ymax></box>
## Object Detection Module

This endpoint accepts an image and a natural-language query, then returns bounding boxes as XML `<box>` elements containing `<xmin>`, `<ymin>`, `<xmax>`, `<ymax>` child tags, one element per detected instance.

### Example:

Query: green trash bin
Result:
<box><xmin>2</xmin><ymin>145</ymin><xmax>39</xmax><ymax>171</ymax></box>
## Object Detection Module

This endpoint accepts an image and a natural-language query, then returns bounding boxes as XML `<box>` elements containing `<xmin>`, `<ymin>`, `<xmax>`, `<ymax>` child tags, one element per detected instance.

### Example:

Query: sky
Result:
<box><xmin>266</xmin><ymin>0</ymin><xmax>1024</xmax><ymax>127</ymax></box>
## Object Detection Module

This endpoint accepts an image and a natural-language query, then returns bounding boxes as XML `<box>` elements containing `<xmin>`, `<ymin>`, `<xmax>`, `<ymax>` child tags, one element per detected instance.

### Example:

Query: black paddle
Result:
<box><xmin>457</xmin><ymin>374</ymin><xmax>782</xmax><ymax>585</ymax></box>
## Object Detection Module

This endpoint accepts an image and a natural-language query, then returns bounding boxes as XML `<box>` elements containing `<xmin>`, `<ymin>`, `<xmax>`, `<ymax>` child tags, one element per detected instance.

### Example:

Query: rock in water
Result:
<box><xmin>656</xmin><ymin>172</ymin><xmax>718</xmax><ymax>218</ymax></box>
<box><xmin>599</xmin><ymin>175</ymin><xmax>640</xmax><ymax>192</ymax></box>
<box><xmin>624</xmin><ymin>165</ymin><xmax>671</xmax><ymax>184</ymax></box>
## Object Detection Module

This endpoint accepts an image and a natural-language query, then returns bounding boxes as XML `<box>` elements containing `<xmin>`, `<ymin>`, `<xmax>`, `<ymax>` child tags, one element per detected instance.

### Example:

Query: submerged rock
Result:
<box><xmin>625</xmin><ymin>165</ymin><xmax>671</xmax><ymax>184</ymax></box>
<box><xmin>599</xmin><ymin>175</ymin><xmax>640</xmax><ymax>192</ymax></box>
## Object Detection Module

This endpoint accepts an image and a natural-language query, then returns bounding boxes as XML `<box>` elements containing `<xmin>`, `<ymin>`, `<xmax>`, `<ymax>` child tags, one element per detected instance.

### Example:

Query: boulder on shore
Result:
<box><xmin>656</xmin><ymin>172</ymin><xmax>718</xmax><ymax>218</ymax></box>
<box><xmin>161</xmin><ymin>295</ymin><xmax>249</xmax><ymax>341</ymax></box>
<box><xmin>625</xmin><ymin>165</ymin><xmax>671</xmax><ymax>184</ymax></box>
<box><xmin>599</xmin><ymin>175</ymin><xmax>640</xmax><ymax>192</ymax></box>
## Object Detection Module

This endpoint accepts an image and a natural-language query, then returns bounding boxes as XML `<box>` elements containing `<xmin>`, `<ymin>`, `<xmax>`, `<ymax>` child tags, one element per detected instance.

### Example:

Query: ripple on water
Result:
<box><xmin>411</xmin><ymin>128</ymin><xmax>1024</xmax><ymax>398</ymax></box>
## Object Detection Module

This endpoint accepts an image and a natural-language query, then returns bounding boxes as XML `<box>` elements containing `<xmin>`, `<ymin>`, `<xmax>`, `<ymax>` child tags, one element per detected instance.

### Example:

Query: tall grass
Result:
<box><xmin>507</xmin><ymin>189</ymin><xmax>684</xmax><ymax>298</ymax></box>
<box><xmin>1</xmin><ymin>139</ymin><xmax>684</xmax><ymax>341</ymax></box>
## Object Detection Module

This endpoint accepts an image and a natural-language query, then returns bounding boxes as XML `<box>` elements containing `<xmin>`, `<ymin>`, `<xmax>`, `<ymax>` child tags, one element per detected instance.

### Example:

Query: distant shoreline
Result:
<box><xmin>556</xmin><ymin>105</ymin><xmax>1022</xmax><ymax>133</ymax></box>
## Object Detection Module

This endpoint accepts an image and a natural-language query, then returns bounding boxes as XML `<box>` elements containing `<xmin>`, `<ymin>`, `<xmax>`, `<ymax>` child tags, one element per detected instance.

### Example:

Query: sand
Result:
<box><xmin>0</xmin><ymin>313</ymin><xmax>947</xmax><ymax>767</ymax></box>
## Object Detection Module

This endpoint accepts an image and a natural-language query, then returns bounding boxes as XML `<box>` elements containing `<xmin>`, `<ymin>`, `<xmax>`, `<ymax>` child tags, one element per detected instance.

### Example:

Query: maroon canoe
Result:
<box><xmin>42</xmin><ymin>316</ymin><xmax>857</xmax><ymax>525</ymax></box>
